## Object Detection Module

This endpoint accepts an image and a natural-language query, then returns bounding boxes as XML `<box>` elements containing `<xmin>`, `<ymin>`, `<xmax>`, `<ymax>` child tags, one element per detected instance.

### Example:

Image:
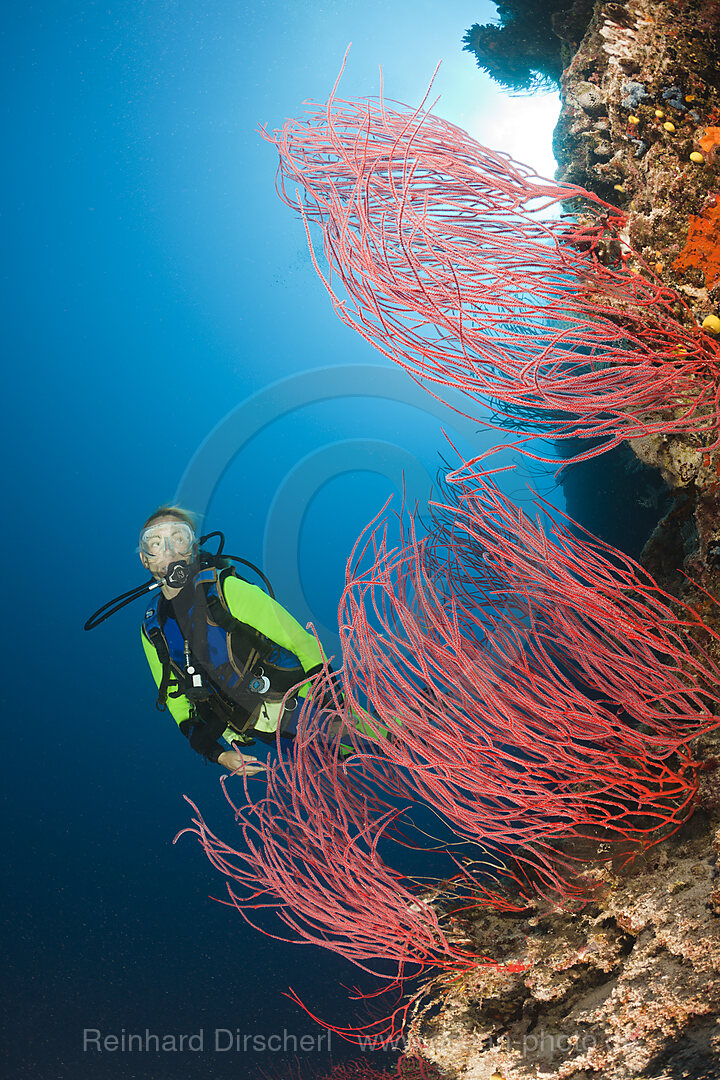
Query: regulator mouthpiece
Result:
<box><xmin>164</xmin><ymin>560</ymin><xmax>193</xmax><ymax>589</ymax></box>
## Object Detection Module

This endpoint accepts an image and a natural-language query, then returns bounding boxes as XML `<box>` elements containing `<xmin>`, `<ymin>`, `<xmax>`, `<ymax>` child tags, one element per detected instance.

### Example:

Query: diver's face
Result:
<box><xmin>139</xmin><ymin>518</ymin><xmax>195</xmax><ymax>583</ymax></box>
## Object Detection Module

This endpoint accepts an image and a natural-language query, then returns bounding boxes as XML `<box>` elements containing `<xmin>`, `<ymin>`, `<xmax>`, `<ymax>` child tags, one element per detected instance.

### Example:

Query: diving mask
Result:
<box><xmin>139</xmin><ymin>520</ymin><xmax>196</xmax><ymax>561</ymax></box>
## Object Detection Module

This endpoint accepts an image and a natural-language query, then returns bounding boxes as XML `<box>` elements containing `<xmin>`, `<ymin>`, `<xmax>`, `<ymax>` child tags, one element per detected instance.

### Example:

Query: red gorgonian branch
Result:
<box><xmin>335</xmin><ymin>468</ymin><xmax>720</xmax><ymax>892</ymax></box>
<box><xmin>180</xmin><ymin>467</ymin><xmax>720</xmax><ymax>987</ymax></box>
<box><xmin>262</xmin><ymin>64</ymin><xmax>720</xmax><ymax>456</ymax></box>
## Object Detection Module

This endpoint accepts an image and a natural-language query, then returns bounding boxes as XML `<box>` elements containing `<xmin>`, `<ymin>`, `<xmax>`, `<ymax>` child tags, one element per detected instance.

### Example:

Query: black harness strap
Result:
<box><xmin>142</xmin><ymin>623</ymin><xmax>177</xmax><ymax>712</ymax></box>
<box><xmin>143</xmin><ymin>603</ymin><xmax>254</xmax><ymax>737</ymax></box>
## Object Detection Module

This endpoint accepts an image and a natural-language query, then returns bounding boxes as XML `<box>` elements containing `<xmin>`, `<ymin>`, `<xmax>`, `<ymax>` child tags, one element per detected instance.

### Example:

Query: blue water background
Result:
<box><xmin>2</xmin><ymin>3</ymin><xmax>564</xmax><ymax>1077</ymax></box>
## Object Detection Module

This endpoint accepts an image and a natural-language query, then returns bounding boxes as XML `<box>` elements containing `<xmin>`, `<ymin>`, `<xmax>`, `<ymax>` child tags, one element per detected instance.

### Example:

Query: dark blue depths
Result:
<box><xmin>0</xmin><ymin>2</ymin><xmax>628</xmax><ymax>1077</ymax></box>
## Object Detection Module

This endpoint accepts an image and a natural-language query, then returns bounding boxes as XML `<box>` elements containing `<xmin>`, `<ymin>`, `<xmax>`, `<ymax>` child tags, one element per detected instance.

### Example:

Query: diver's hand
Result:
<box><xmin>217</xmin><ymin>749</ymin><xmax>267</xmax><ymax>776</ymax></box>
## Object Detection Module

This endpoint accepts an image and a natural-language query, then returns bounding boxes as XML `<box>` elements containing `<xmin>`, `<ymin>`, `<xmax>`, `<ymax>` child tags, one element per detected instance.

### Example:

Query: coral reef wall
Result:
<box><xmin>553</xmin><ymin>0</ymin><xmax>720</xmax><ymax>597</ymax></box>
<box><xmin>409</xmin><ymin>766</ymin><xmax>720</xmax><ymax>1078</ymax></box>
<box><xmin>410</xmin><ymin>3</ymin><xmax>720</xmax><ymax>1077</ymax></box>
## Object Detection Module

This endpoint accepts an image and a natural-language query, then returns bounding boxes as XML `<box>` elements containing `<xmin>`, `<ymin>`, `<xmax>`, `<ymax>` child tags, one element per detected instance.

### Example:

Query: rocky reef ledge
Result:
<box><xmin>407</xmin><ymin>731</ymin><xmax>720</xmax><ymax>1078</ymax></box>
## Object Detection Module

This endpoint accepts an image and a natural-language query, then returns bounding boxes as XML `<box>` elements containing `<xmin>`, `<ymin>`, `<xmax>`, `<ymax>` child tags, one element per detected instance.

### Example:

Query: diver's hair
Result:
<box><xmin>141</xmin><ymin>505</ymin><xmax>199</xmax><ymax>533</ymax></box>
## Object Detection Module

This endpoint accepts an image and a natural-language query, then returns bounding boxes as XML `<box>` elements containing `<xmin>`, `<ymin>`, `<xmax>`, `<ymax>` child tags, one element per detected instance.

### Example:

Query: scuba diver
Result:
<box><xmin>138</xmin><ymin>507</ymin><xmax>327</xmax><ymax>773</ymax></box>
<box><xmin>86</xmin><ymin>506</ymin><xmax>328</xmax><ymax>774</ymax></box>
<box><xmin>84</xmin><ymin>505</ymin><xmax>393</xmax><ymax>771</ymax></box>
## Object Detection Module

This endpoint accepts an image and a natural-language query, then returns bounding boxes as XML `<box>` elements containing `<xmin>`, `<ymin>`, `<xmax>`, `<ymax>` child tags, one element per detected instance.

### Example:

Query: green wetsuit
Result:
<box><xmin>142</xmin><ymin>572</ymin><xmax>324</xmax><ymax>761</ymax></box>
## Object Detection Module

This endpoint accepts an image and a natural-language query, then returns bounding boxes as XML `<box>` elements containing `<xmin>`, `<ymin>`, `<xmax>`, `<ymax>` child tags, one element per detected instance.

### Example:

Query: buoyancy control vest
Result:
<box><xmin>142</xmin><ymin>562</ymin><xmax>306</xmax><ymax>740</ymax></box>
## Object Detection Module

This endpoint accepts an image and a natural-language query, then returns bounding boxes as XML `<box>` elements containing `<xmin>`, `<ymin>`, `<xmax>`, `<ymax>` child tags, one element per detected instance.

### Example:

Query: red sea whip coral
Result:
<box><xmin>336</xmin><ymin>471</ymin><xmax>720</xmax><ymax>888</ymax></box>
<box><xmin>180</xmin><ymin>469</ymin><xmax>720</xmax><ymax>977</ymax></box>
<box><xmin>180</xmin><ymin>701</ymin><xmax>494</xmax><ymax>980</ymax></box>
<box><xmin>180</xmin><ymin>77</ymin><xmax>720</xmax><ymax>1039</ymax></box>
<box><xmin>262</xmin><ymin>71</ymin><xmax>720</xmax><ymax>456</ymax></box>
<box><xmin>259</xmin><ymin>1057</ymin><xmax>440</xmax><ymax>1079</ymax></box>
